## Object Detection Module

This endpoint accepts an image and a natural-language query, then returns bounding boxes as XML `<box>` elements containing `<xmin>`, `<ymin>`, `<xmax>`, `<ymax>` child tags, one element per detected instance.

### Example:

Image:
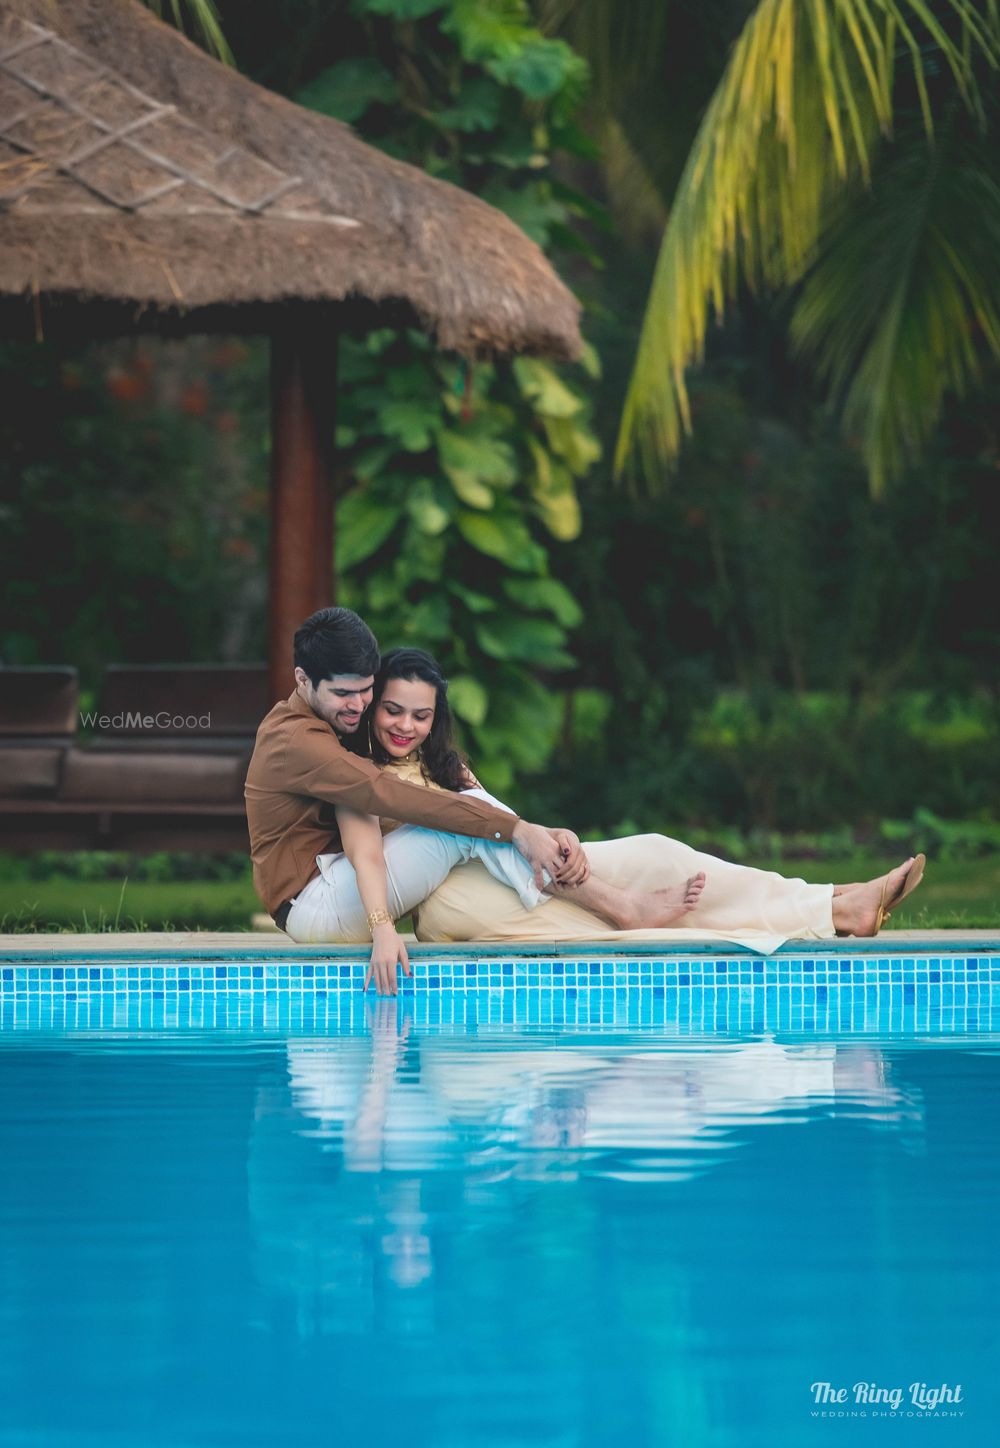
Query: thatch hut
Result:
<box><xmin>0</xmin><ymin>0</ymin><xmax>582</xmax><ymax>700</ymax></box>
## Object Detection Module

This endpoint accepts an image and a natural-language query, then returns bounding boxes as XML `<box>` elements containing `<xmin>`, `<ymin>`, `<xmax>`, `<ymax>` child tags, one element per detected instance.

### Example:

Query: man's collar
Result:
<box><xmin>286</xmin><ymin>688</ymin><xmax>314</xmax><ymax>719</ymax></box>
<box><xmin>285</xmin><ymin>688</ymin><xmax>345</xmax><ymax>744</ymax></box>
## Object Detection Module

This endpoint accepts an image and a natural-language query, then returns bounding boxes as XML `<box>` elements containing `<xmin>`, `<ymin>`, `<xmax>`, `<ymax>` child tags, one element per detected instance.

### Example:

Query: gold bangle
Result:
<box><xmin>367</xmin><ymin>909</ymin><xmax>394</xmax><ymax>935</ymax></box>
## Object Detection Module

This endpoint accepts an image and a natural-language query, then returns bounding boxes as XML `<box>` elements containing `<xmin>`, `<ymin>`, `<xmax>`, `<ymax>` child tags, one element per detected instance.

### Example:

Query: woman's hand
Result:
<box><xmin>364</xmin><ymin>922</ymin><xmax>412</xmax><ymax>997</ymax></box>
<box><xmin>550</xmin><ymin>828</ymin><xmax>589</xmax><ymax>886</ymax></box>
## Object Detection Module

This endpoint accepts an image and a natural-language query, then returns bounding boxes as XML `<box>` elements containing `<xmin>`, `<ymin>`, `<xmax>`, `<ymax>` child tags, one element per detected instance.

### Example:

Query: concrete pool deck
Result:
<box><xmin>1</xmin><ymin>929</ymin><xmax>997</xmax><ymax>963</ymax></box>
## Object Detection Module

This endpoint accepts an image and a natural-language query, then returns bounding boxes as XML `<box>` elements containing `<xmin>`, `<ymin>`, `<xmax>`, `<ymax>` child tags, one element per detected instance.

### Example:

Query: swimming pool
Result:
<box><xmin>1</xmin><ymin>944</ymin><xmax>997</xmax><ymax>1447</ymax></box>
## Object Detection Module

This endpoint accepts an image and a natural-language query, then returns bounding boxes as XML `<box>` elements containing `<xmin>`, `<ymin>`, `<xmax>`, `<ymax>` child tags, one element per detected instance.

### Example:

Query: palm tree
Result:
<box><xmin>556</xmin><ymin>0</ymin><xmax>1000</xmax><ymax>494</ymax></box>
<box><xmin>156</xmin><ymin>0</ymin><xmax>1000</xmax><ymax>495</ymax></box>
<box><xmin>144</xmin><ymin>0</ymin><xmax>233</xmax><ymax>63</ymax></box>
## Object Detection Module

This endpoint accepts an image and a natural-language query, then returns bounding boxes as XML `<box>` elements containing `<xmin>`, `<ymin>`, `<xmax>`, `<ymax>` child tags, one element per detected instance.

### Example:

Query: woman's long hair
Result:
<box><xmin>364</xmin><ymin>648</ymin><xmax>469</xmax><ymax>792</ymax></box>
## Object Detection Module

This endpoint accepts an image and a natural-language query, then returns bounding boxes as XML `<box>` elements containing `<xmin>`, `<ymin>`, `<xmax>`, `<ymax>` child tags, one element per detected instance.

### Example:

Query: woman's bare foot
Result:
<box><xmin>618</xmin><ymin>871</ymin><xmax>707</xmax><ymax>929</ymax></box>
<box><xmin>552</xmin><ymin>870</ymin><xmax>707</xmax><ymax>931</ymax></box>
<box><xmin>832</xmin><ymin>858</ymin><xmax>915</xmax><ymax>937</ymax></box>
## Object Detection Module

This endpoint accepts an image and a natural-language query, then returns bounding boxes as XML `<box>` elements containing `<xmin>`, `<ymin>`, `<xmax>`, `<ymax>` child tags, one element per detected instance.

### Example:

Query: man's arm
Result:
<box><xmin>285</xmin><ymin>721</ymin><xmax>519</xmax><ymax>840</ymax></box>
<box><xmin>283</xmin><ymin>722</ymin><xmax>578</xmax><ymax>887</ymax></box>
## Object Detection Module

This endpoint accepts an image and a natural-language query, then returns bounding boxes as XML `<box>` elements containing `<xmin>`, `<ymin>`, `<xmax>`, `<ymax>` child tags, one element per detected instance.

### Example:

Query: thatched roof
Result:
<box><xmin>0</xmin><ymin>0</ymin><xmax>582</xmax><ymax>357</ymax></box>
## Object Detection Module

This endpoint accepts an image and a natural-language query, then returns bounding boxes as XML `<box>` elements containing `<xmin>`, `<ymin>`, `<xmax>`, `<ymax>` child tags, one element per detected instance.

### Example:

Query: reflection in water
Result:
<box><xmin>249</xmin><ymin>1003</ymin><xmax>924</xmax><ymax>1339</ymax></box>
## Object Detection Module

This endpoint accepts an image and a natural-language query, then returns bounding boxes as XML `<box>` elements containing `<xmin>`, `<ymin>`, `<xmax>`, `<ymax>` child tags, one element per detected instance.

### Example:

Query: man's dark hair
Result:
<box><xmin>294</xmin><ymin>607</ymin><xmax>379</xmax><ymax>685</ymax></box>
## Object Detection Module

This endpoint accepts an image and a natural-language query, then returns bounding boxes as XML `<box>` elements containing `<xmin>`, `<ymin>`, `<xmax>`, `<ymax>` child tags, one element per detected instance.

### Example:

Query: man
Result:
<box><xmin>245</xmin><ymin>606</ymin><xmax>587</xmax><ymax>946</ymax></box>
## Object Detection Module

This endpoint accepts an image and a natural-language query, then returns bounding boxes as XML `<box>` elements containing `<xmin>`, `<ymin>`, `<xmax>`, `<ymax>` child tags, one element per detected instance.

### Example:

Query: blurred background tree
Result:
<box><xmin>2</xmin><ymin>0</ymin><xmax>998</xmax><ymax>842</ymax></box>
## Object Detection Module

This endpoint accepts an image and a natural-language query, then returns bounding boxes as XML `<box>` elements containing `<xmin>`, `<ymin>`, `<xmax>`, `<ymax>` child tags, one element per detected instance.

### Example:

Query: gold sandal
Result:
<box><xmin>874</xmin><ymin>853</ymin><xmax>926</xmax><ymax>933</ymax></box>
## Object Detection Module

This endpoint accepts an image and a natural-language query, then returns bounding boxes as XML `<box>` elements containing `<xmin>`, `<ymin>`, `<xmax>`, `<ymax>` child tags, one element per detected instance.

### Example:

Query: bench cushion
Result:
<box><xmin>60</xmin><ymin>749</ymin><xmax>247</xmax><ymax>804</ymax></box>
<box><xmin>0</xmin><ymin>744</ymin><xmax>65</xmax><ymax>797</ymax></box>
<box><xmin>0</xmin><ymin>668</ymin><xmax>78</xmax><ymax>736</ymax></box>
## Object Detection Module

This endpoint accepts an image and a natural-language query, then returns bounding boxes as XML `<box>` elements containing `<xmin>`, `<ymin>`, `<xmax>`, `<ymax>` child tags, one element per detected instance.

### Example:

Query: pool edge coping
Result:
<box><xmin>2</xmin><ymin>929</ymin><xmax>998</xmax><ymax>965</ymax></box>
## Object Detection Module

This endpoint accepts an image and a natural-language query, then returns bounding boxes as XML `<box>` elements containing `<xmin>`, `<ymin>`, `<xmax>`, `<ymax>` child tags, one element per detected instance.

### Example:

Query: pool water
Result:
<box><xmin>1</xmin><ymin>1002</ymin><xmax>997</xmax><ymax>1448</ymax></box>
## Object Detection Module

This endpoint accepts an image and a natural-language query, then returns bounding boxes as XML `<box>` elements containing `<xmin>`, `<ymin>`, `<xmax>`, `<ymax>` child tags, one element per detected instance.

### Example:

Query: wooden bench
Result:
<box><xmin>0</xmin><ymin>665</ymin><xmax>271</xmax><ymax>851</ymax></box>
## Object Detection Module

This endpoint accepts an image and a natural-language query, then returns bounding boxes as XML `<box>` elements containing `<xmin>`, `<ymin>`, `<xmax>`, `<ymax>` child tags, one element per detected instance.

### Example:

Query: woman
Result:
<box><xmin>333</xmin><ymin>649</ymin><xmax>924</xmax><ymax>993</ymax></box>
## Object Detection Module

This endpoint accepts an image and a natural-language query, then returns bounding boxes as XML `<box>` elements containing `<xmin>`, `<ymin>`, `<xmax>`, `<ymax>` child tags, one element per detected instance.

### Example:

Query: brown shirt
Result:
<box><xmin>244</xmin><ymin>690</ymin><xmax>519</xmax><ymax>914</ymax></box>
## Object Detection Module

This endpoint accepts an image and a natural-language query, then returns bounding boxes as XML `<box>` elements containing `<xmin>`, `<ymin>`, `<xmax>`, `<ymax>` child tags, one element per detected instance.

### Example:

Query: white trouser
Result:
<box><xmin>284</xmin><ymin>787</ymin><xmax>547</xmax><ymax>944</ymax></box>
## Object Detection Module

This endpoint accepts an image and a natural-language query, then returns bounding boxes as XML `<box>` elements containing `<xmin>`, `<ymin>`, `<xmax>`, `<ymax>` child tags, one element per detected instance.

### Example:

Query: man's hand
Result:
<box><xmin>364</xmin><ymin>922</ymin><xmax>411</xmax><ymax>997</ymax></box>
<box><xmin>512</xmin><ymin>820</ymin><xmax>574</xmax><ymax>891</ymax></box>
<box><xmin>550</xmin><ymin>828</ymin><xmax>589</xmax><ymax>886</ymax></box>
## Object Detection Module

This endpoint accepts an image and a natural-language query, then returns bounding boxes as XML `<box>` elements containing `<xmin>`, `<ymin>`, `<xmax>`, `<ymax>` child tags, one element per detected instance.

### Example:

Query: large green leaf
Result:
<box><xmin>439</xmin><ymin>428</ymin><xmax>518</xmax><ymax>487</ymax></box>
<box><xmin>434</xmin><ymin>77</ymin><xmax>502</xmax><ymax>132</ymax></box>
<box><xmin>447</xmin><ymin>580</ymin><xmax>497</xmax><ymax>614</ymax></box>
<box><xmin>540</xmin><ymin>415</ymin><xmax>601</xmax><ymax>476</ymax></box>
<box><xmin>512</xmin><ymin>357</ymin><xmax>583</xmax><ymax>417</ymax></box>
<box><xmin>379</xmin><ymin>400</ymin><xmax>438</xmax><ymax>452</ymax></box>
<box><xmin>396</xmin><ymin>592</ymin><xmax>451</xmax><ymax>641</ymax></box>
<box><xmin>444</xmin><ymin>470</ymin><xmax>494</xmax><ymax>509</ymax></box>
<box><xmin>335</xmin><ymin>489</ymin><xmax>403</xmax><ymax>571</ymax></box>
<box><xmin>352</xmin><ymin>444</ymin><xmax>396</xmax><ymax>481</ymax></box>
<box><xmin>448</xmin><ymin>674</ymin><xmax>489</xmax><ymax>726</ymax></box>
<box><xmin>386</xmin><ymin>362</ymin><xmax>443</xmax><ymax>403</ymax></box>
<box><xmin>363</xmin><ymin>567</ymin><xmax>400</xmax><ymax>613</ymax></box>
<box><xmin>502</xmin><ymin>576</ymin><xmax>583</xmax><ymax>628</ymax></box>
<box><xmin>526</xmin><ymin>439</ymin><xmax>583</xmax><ymax>540</ymax></box>
<box><xmin>479</xmin><ymin>181</ymin><xmax>568</xmax><ymax>244</ymax></box>
<box><xmin>487</xmin><ymin>38</ymin><xmax>586</xmax><ymax>101</ymax></box>
<box><xmin>455</xmin><ymin>511</ymin><xmax>546</xmax><ymax>572</ymax></box>
<box><xmin>471</xmin><ymin>675</ymin><xmax>566</xmax><ymax>771</ymax></box>
<box><xmin>444</xmin><ymin>1</ymin><xmax>537</xmax><ymax>64</ymax></box>
<box><xmin>406</xmin><ymin>478</ymin><xmax>452</xmax><ymax>535</ymax></box>
<box><xmin>535</xmin><ymin>488</ymin><xmax>581</xmax><ymax>541</ymax></box>
<box><xmin>296</xmin><ymin>58</ymin><xmax>398</xmax><ymax>123</ymax></box>
<box><xmin>475</xmin><ymin>614</ymin><xmax>574</xmax><ymax>668</ymax></box>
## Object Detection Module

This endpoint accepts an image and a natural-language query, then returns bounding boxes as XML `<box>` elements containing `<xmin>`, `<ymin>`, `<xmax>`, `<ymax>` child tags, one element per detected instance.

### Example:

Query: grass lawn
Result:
<box><xmin>0</xmin><ymin>877</ymin><xmax>261</xmax><ymax>933</ymax></box>
<box><xmin>1</xmin><ymin>854</ymin><xmax>998</xmax><ymax>932</ymax></box>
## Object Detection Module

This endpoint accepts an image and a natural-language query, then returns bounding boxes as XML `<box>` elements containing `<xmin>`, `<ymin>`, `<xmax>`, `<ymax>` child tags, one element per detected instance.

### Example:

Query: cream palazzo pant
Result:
<box><xmin>285</xmin><ymin>800</ymin><xmax>835</xmax><ymax>953</ymax></box>
<box><xmin>414</xmin><ymin>834</ymin><xmax>835</xmax><ymax>955</ymax></box>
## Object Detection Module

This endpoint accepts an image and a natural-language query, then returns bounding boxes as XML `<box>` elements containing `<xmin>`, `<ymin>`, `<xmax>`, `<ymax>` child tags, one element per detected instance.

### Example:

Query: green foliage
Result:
<box><xmin>334</xmin><ymin>338</ymin><xmax>593</xmax><ymax>792</ymax></box>
<box><xmin>296</xmin><ymin>57</ymin><xmax>399</xmax><ymax>120</ymax></box>
<box><xmin>143</xmin><ymin>0</ymin><xmax>233</xmax><ymax>63</ymax></box>
<box><xmin>296</xmin><ymin>0</ymin><xmax>601</xmax><ymax>793</ymax></box>
<box><xmin>689</xmin><ymin>689</ymin><xmax>1000</xmax><ymax>830</ymax></box>
<box><xmin>613</xmin><ymin>0</ymin><xmax>1000</xmax><ymax>493</ymax></box>
<box><xmin>0</xmin><ymin>338</ymin><xmax>269</xmax><ymax>681</ymax></box>
<box><xmin>0</xmin><ymin>852</ymin><xmax>251</xmax><ymax>883</ymax></box>
<box><xmin>530</xmin><ymin>670</ymin><xmax>1000</xmax><ymax>837</ymax></box>
<box><xmin>880</xmin><ymin>809</ymin><xmax>1000</xmax><ymax>862</ymax></box>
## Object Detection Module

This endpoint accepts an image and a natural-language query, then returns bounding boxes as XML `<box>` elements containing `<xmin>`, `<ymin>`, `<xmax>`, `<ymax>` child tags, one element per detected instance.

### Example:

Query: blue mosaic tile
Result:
<box><xmin>1</xmin><ymin>950</ymin><xmax>998</xmax><ymax>1007</ymax></box>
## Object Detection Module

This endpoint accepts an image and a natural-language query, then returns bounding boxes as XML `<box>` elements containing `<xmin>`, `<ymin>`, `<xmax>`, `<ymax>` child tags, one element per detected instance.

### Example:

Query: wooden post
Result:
<box><xmin>268</xmin><ymin>315</ymin><xmax>337</xmax><ymax>702</ymax></box>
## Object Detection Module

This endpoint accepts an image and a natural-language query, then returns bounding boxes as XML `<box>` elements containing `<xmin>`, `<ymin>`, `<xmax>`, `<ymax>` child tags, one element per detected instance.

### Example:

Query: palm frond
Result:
<box><xmin>615</xmin><ymin>0</ymin><xmax>1000</xmax><ymax>490</ymax></box>
<box><xmin>790</xmin><ymin>115</ymin><xmax>1000</xmax><ymax>494</ymax></box>
<box><xmin>545</xmin><ymin>0</ymin><xmax>753</xmax><ymax>203</ymax></box>
<box><xmin>596</xmin><ymin>117</ymin><xmax>669</xmax><ymax>245</ymax></box>
<box><xmin>143</xmin><ymin>0</ymin><xmax>234</xmax><ymax>65</ymax></box>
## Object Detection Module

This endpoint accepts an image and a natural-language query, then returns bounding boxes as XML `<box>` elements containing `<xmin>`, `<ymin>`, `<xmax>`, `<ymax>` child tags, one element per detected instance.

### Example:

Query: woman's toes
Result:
<box><xmin>683</xmin><ymin>872</ymin><xmax>706</xmax><ymax>905</ymax></box>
